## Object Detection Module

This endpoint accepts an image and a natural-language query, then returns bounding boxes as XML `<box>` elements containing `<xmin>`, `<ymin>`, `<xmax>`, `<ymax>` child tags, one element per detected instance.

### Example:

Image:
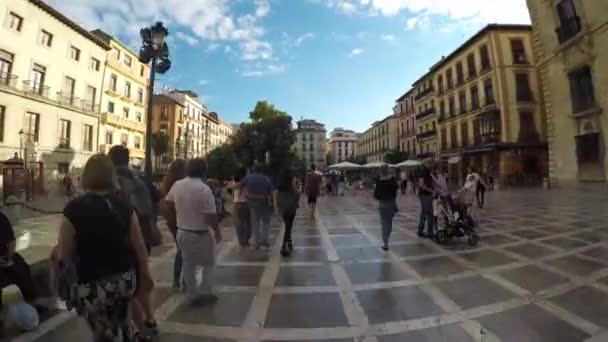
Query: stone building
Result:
<box><xmin>151</xmin><ymin>94</ymin><xmax>184</xmax><ymax>167</ymax></box>
<box><xmin>394</xmin><ymin>89</ymin><xmax>417</xmax><ymax>157</ymax></box>
<box><xmin>294</xmin><ymin>119</ymin><xmax>327</xmax><ymax>170</ymax></box>
<box><xmin>328</xmin><ymin>128</ymin><xmax>357</xmax><ymax>164</ymax></box>
<box><xmin>161</xmin><ymin>89</ymin><xmax>206</xmax><ymax>158</ymax></box>
<box><xmin>527</xmin><ymin>0</ymin><xmax>608</xmax><ymax>184</ymax></box>
<box><xmin>357</xmin><ymin>115</ymin><xmax>400</xmax><ymax>163</ymax></box>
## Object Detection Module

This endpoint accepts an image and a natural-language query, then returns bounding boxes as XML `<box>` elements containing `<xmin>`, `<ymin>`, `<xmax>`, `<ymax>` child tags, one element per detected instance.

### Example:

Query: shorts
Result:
<box><xmin>307</xmin><ymin>194</ymin><xmax>318</xmax><ymax>204</ymax></box>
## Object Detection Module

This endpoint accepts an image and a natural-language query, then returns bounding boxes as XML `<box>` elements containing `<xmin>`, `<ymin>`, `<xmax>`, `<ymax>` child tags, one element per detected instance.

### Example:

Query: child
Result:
<box><xmin>456</xmin><ymin>174</ymin><xmax>478</xmax><ymax>220</ymax></box>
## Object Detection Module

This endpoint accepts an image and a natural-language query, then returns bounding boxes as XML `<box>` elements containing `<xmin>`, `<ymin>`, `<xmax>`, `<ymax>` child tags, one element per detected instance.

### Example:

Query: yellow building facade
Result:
<box><xmin>92</xmin><ymin>30</ymin><xmax>149</xmax><ymax>170</ymax></box>
<box><xmin>409</xmin><ymin>24</ymin><xmax>547</xmax><ymax>185</ymax></box>
<box><xmin>527</xmin><ymin>0</ymin><xmax>608</xmax><ymax>184</ymax></box>
<box><xmin>151</xmin><ymin>94</ymin><xmax>184</xmax><ymax>168</ymax></box>
<box><xmin>357</xmin><ymin>114</ymin><xmax>400</xmax><ymax>163</ymax></box>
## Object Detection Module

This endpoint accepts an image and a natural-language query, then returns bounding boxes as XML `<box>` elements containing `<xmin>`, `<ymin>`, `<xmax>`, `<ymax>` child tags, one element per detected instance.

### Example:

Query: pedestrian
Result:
<box><xmin>108</xmin><ymin>145</ymin><xmax>158</xmax><ymax>338</ymax></box>
<box><xmin>275</xmin><ymin>169</ymin><xmax>300</xmax><ymax>257</ymax></box>
<box><xmin>54</xmin><ymin>154</ymin><xmax>153</xmax><ymax>342</ymax></box>
<box><xmin>160</xmin><ymin>159</ymin><xmax>187</xmax><ymax>291</ymax></box>
<box><xmin>373</xmin><ymin>165</ymin><xmax>398</xmax><ymax>251</ymax></box>
<box><xmin>409</xmin><ymin>172</ymin><xmax>417</xmax><ymax>194</ymax></box>
<box><xmin>62</xmin><ymin>174</ymin><xmax>74</xmax><ymax>201</ymax></box>
<box><xmin>338</xmin><ymin>173</ymin><xmax>346</xmax><ymax>196</ymax></box>
<box><xmin>468</xmin><ymin>167</ymin><xmax>486</xmax><ymax>208</ymax></box>
<box><xmin>417</xmin><ymin>160</ymin><xmax>435</xmax><ymax>238</ymax></box>
<box><xmin>227</xmin><ymin>168</ymin><xmax>251</xmax><ymax>248</ymax></box>
<box><xmin>304</xmin><ymin>165</ymin><xmax>323</xmax><ymax>220</ymax></box>
<box><xmin>456</xmin><ymin>174</ymin><xmax>478</xmax><ymax>220</ymax></box>
<box><xmin>164</xmin><ymin>158</ymin><xmax>222</xmax><ymax>306</ymax></box>
<box><xmin>239</xmin><ymin>164</ymin><xmax>275</xmax><ymax>249</ymax></box>
<box><xmin>431</xmin><ymin>166</ymin><xmax>449</xmax><ymax>231</ymax></box>
<box><xmin>400</xmin><ymin>169</ymin><xmax>408</xmax><ymax>195</ymax></box>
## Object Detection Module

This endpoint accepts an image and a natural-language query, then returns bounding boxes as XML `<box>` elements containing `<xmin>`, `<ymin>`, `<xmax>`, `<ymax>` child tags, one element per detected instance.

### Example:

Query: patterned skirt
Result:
<box><xmin>72</xmin><ymin>271</ymin><xmax>136</xmax><ymax>342</ymax></box>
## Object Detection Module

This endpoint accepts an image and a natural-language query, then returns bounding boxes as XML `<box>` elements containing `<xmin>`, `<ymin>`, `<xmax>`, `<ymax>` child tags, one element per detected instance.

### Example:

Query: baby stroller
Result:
<box><xmin>434</xmin><ymin>194</ymin><xmax>480</xmax><ymax>246</ymax></box>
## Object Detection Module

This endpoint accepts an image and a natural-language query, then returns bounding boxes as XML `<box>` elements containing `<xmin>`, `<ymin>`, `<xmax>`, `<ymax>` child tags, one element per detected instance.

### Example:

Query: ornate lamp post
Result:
<box><xmin>140</xmin><ymin>22</ymin><xmax>171</xmax><ymax>179</ymax></box>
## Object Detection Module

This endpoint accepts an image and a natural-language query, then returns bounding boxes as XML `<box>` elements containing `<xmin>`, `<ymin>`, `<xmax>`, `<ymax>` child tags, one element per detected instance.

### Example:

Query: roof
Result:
<box><xmin>170</xmin><ymin>89</ymin><xmax>199</xmax><ymax>99</ymax></box>
<box><xmin>411</xmin><ymin>23</ymin><xmax>532</xmax><ymax>86</ymax></box>
<box><xmin>90</xmin><ymin>29</ymin><xmax>140</xmax><ymax>58</ymax></box>
<box><xmin>29</xmin><ymin>0</ymin><xmax>110</xmax><ymax>50</ymax></box>
<box><xmin>396</xmin><ymin>88</ymin><xmax>415</xmax><ymax>102</ymax></box>
<box><xmin>153</xmin><ymin>94</ymin><xmax>184</xmax><ymax>107</ymax></box>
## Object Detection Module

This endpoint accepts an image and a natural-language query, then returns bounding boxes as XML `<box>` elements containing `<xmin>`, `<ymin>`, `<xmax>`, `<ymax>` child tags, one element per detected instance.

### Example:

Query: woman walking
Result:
<box><xmin>161</xmin><ymin>159</ymin><xmax>186</xmax><ymax>290</ymax></box>
<box><xmin>54</xmin><ymin>154</ymin><xmax>153</xmax><ymax>341</ymax></box>
<box><xmin>374</xmin><ymin>165</ymin><xmax>399</xmax><ymax>251</ymax></box>
<box><xmin>275</xmin><ymin>169</ymin><xmax>300</xmax><ymax>257</ymax></box>
<box><xmin>228</xmin><ymin>168</ymin><xmax>251</xmax><ymax>248</ymax></box>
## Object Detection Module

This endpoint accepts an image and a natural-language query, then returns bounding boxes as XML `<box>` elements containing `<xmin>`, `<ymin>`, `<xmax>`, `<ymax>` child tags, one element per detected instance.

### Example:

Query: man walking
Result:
<box><xmin>240</xmin><ymin>164</ymin><xmax>275</xmax><ymax>249</ymax></box>
<box><xmin>165</xmin><ymin>158</ymin><xmax>221</xmax><ymax>305</ymax></box>
<box><xmin>400</xmin><ymin>170</ymin><xmax>408</xmax><ymax>195</ymax></box>
<box><xmin>417</xmin><ymin>160</ymin><xmax>435</xmax><ymax>238</ymax></box>
<box><xmin>304</xmin><ymin>165</ymin><xmax>323</xmax><ymax>220</ymax></box>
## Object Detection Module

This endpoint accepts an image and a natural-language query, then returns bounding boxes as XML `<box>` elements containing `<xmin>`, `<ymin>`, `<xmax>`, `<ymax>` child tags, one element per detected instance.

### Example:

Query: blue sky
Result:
<box><xmin>49</xmin><ymin>0</ymin><xmax>530</xmax><ymax>132</ymax></box>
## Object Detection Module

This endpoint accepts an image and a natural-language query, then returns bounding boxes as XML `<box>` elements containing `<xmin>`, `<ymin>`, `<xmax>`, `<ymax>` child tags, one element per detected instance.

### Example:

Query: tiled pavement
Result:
<box><xmin>15</xmin><ymin>188</ymin><xmax>608</xmax><ymax>341</ymax></box>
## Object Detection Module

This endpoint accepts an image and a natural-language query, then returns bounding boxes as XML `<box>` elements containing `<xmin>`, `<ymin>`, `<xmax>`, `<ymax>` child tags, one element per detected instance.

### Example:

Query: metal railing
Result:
<box><xmin>0</xmin><ymin>72</ymin><xmax>18</xmax><ymax>88</ymax></box>
<box><xmin>57</xmin><ymin>92</ymin><xmax>78</xmax><ymax>106</ymax></box>
<box><xmin>22</xmin><ymin>80</ymin><xmax>50</xmax><ymax>98</ymax></box>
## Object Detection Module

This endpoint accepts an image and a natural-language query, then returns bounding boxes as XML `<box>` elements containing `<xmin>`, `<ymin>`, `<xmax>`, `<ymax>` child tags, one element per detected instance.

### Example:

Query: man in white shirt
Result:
<box><xmin>165</xmin><ymin>158</ymin><xmax>222</xmax><ymax>305</ymax></box>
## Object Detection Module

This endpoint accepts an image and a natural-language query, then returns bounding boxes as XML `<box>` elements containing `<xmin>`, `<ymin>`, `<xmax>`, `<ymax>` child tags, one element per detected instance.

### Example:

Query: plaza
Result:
<box><xmin>9</xmin><ymin>187</ymin><xmax>608</xmax><ymax>341</ymax></box>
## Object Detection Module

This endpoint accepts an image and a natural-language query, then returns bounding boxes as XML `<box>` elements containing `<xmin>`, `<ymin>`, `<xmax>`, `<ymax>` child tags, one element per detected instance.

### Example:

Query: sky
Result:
<box><xmin>47</xmin><ymin>0</ymin><xmax>531</xmax><ymax>133</ymax></box>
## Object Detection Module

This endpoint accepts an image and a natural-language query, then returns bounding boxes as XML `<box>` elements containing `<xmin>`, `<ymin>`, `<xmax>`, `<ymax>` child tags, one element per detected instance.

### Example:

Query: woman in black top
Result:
<box><xmin>274</xmin><ymin>169</ymin><xmax>300</xmax><ymax>257</ymax></box>
<box><xmin>374</xmin><ymin>165</ymin><xmax>399</xmax><ymax>251</ymax></box>
<box><xmin>55</xmin><ymin>154</ymin><xmax>152</xmax><ymax>342</ymax></box>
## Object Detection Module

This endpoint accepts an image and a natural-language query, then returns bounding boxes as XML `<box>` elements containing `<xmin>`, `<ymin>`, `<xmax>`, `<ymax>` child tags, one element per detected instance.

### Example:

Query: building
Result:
<box><xmin>357</xmin><ymin>115</ymin><xmax>400</xmax><ymax>163</ymax></box>
<box><xmin>527</xmin><ymin>0</ymin><xmax>608</xmax><ymax>184</ymax></box>
<box><xmin>218</xmin><ymin>119</ymin><xmax>233</xmax><ymax>145</ymax></box>
<box><xmin>151</xmin><ymin>94</ymin><xmax>184</xmax><ymax>166</ymax></box>
<box><xmin>394</xmin><ymin>89</ymin><xmax>417</xmax><ymax>157</ymax></box>
<box><xmin>0</xmin><ymin>0</ymin><xmax>109</xmax><ymax>184</ymax></box>
<box><xmin>294</xmin><ymin>119</ymin><xmax>327</xmax><ymax>170</ymax></box>
<box><xmin>411</xmin><ymin>24</ymin><xmax>547</xmax><ymax>185</ymax></box>
<box><xmin>328</xmin><ymin>128</ymin><xmax>357</xmax><ymax>164</ymax></box>
<box><xmin>91</xmin><ymin>29</ymin><xmax>149</xmax><ymax>170</ymax></box>
<box><xmin>162</xmin><ymin>89</ymin><xmax>207</xmax><ymax>157</ymax></box>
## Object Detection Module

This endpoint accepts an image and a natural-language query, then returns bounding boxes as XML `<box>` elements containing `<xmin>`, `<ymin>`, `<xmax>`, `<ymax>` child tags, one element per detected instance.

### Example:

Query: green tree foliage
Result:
<box><xmin>249</xmin><ymin>100</ymin><xmax>289</xmax><ymax>122</ymax></box>
<box><xmin>206</xmin><ymin>144</ymin><xmax>240</xmax><ymax>182</ymax></box>
<box><xmin>151</xmin><ymin>132</ymin><xmax>170</xmax><ymax>170</ymax></box>
<box><xmin>383</xmin><ymin>149</ymin><xmax>409</xmax><ymax>165</ymax></box>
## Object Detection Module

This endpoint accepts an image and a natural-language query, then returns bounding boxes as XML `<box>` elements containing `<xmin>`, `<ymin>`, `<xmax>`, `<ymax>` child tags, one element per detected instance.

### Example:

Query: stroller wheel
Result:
<box><xmin>468</xmin><ymin>234</ymin><xmax>480</xmax><ymax>246</ymax></box>
<box><xmin>436</xmin><ymin>230</ymin><xmax>449</xmax><ymax>244</ymax></box>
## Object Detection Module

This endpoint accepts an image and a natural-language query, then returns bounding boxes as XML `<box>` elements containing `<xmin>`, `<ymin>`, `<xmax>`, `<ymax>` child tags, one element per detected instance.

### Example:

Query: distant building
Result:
<box><xmin>328</xmin><ymin>128</ymin><xmax>357</xmax><ymax>164</ymax></box>
<box><xmin>151</xmin><ymin>94</ymin><xmax>184</xmax><ymax>168</ymax></box>
<box><xmin>357</xmin><ymin>115</ymin><xmax>400</xmax><ymax>163</ymax></box>
<box><xmin>394</xmin><ymin>89</ymin><xmax>417</xmax><ymax>157</ymax></box>
<box><xmin>161</xmin><ymin>89</ymin><xmax>207</xmax><ymax>157</ymax></box>
<box><xmin>294</xmin><ymin>119</ymin><xmax>327</xmax><ymax>170</ymax></box>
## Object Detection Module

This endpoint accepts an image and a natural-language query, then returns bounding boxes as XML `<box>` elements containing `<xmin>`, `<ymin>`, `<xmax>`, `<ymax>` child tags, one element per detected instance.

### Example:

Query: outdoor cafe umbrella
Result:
<box><xmin>395</xmin><ymin>160</ymin><xmax>422</xmax><ymax>168</ymax></box>
<box><xmin>363</xmin><ymin>162</ymin><xmax>388</xmax><ymax>169</ymax></box>
<box><xmin>328</xmin><ymin>161</ymin><xmax>363</xmax><ymax>170</ymax></box>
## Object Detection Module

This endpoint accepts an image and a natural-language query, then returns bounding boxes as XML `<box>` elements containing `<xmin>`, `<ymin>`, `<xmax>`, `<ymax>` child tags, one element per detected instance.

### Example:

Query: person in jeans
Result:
<box><xmin>161</xmin><ymin>159</ymin><xmax>186</xmax><ymax>290</ymax></box>
<box><xmin>165</xmin><ymin>158</ymin><xmax>222</xmax><ymax>306</ymax></box>
<box><xmin>275</xmin><ymin>169</ymin><xmax>300</xmax><ymax>257</ymax></box>
<box><xmin>474</xmin><ymin>169</ymin><xmax>487</xmax><ymax>208</ymax></box>
<box><xmin>417</xmin><ymin>160</ymin><xmax>435</xmax><ymax>238</ymax></box>
<box><xmin>55</xmin><ymin>154</ymin><xmax>153</xmax><ymax>342</ymax></box>
<box><xmin>304</xmin><ymin>165</ymin><xmax>323</xmax><ymax>220</ymax></box>
<box><xmin>228</xmin><ymin>168</ymin><xmax>251</xmax><ymax>248</ymax></box>
<box><xmin>374</xmin><ymin>165</ymin><xmax>398</xmax><ymax>251</ymax></box>
<box><xmin>241</xmin><ymin>164</ymin><xmax>275</xmax><ymax>249</ymax></box>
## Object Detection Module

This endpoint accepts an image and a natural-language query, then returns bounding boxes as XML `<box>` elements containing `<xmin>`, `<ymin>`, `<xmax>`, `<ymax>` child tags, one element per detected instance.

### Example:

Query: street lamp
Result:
<box><xmin>18</xmin><ymin>129</ymin><xmax>24</xmax><ymax>159</ymax></box>
<box><xmin>140</xmin><ymin>22</ymin><xmax>171</xmax><ymax>179</ymax></box>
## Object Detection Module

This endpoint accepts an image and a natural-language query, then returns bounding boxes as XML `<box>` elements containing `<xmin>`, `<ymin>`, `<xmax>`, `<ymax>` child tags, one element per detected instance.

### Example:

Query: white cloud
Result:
<box><xmin>242</xmin><ymin>63</ymin><xmax>286</xmax><ymax>77</ymax></box>
<box><xmin>380</xmin><ymin>34</ymin><xmax>396</xmax><ymax>42</ymax></box>
<box><xmin>406</xmin><ymin>16</ymin><xmax>430</xmax><ymax>30</ymax></box>
<box><xmin>207</xmin><ymin>43</ymin><xmax>220</xmax><ymax>52</ymax></box>
<box><xmin>294</xmin><ymin>32</ymin><xmax>315</xmax><ymax>46</ymax></box>
<box><xmin>45</xmin><ymin>0</ymin><xmax>276</xmax><ymax>62</ymax></box>
<box><xmin>175</xmin><ymin>31</ymin><xmax>199</xmax><ymax>46</ymax></box>
<box><xmin>241</xmin><ymin>40</ymin><xmax>273</xmax><ymax>60</ymax></box>
<box><xmin>349</xmin><ymin>48</ymin><xmax>364</xmax><ymax>57</ymax></box>
<box><xmin>198</xmin><ymin>80</ymin><xmax>209</xmax><ymax>86</ymax></box>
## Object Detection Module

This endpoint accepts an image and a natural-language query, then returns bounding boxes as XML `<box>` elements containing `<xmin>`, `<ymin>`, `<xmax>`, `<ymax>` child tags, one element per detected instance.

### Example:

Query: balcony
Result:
<box><xmin>0</xmin><ymin>73</ymin><xmax>18</xmax><ymax>89</ymax></box>
<box><xmin>416</xmin><ymin>108</ymin><xmax>436</xmax><ymax>121</ymax></box>
<box><xmin>57</xmin><ymin>92</ymin><xmax>78</xmax><ymax>107</ymax></box>
<box><xmin>556</xmin><ymin>16</ymin><xmax>581</xmax><ymax>44</ymax></box>
<box><xmin>416</xmin><ymin>129</ymin><xmax>437</xmax><ymax>141</ymax></box>
<box><xmin>22</xmin><ymin>81</ymin><xmax>50</xmax><ymax>98</ymax></box>
<box><xmin>57</xmin><ymin>138</ymin><xmax>71</xmax><ymax>150</ymax></box>
<box><xmin>415</xmin><ymin>87</ymin><xmax>434</xmax><ymax>100</ymax></box>
<box><xmin>101</xmin><ymin>112</ymin><xmax>146</xmax><ymax>133</ymax></box>
<box><xmin>81</xmin><ymin>100</ymin><xmax>100</xmax><ymax>113</ymax></box>
<box><xmin>105</xmin><ymin>87</ymin><xmax>121</xmax><ymax>97</ymax></box>
<box><xmin>134</xmin><ymin>100</ymin><xmax>145</xmax><ymax>108</ymax></box>
<box><xmin>122</xmin><ymin>94</ymin><xmax>133</xmax><ymax>103</ymax></box>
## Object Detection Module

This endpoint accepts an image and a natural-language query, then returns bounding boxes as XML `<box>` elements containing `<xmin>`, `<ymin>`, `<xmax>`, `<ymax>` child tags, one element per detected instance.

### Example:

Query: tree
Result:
<box><xmin>206</xmin><ymin>144</ymin><xmax>240</xmax><ymax>182</ymax></box>
<box><xmin>249</xmin><ymin>100</ymin><xmax>289</xmax><ymax>122</ymax></box>
<box><xmin>383</xmin><ymin>149</ymin><xmax>409</xmax><ymax>165</ymax></box>
<box><xmin>150</xmin><ymin>132</ymin><xmax>169</xmax><ymax>171</ymax></box>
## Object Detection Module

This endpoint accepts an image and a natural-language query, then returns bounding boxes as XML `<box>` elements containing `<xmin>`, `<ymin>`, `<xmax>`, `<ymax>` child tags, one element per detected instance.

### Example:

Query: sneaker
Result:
<box><xmin>381</xmin><ymin>245</ymin><xmax>389</xmax><ymax>251</ymax></box>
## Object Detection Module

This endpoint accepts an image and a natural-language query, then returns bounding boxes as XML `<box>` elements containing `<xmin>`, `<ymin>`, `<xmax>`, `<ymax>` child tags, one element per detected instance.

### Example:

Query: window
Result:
<box><xmin>30</xmin><ymin>64</ymin><xmax>46</xmax><ymax>95</ymax></box>
<box><xmin>113</xmin><ymin>48</ymin><xmax>121</xmax><ymax>61</ymax></box>
<box><xmin>123</xmin><ymin>107</ymin><xmax>130</xmax><ymax>118</ymax></box>
<box><xmin>511</xmin><ymin>39</ymin><xmax>527</xmax><ymax>64</ymax></box>
<box><xmin>439</xmin><ymin>101</ymin><xmax>445</xmax><ymax>120</ymax></box>
<box><xmin>90</xmin><ymin>58</ymin><xmax>100</xmax><ymax>71</ymax></box>
<box><xmin>448</xmin><ymin>96</ymin><xmax>455</xmax><ymax>117</ymax></box>
<box><xmin>124</xmin><ymin>82</ymin><xmax>131</xmax><ymax>98</ymax></box>
<box><xmin>8</xmin><ymin>12</ymin><xmax>23</xmax><ymax>32</ymax></box>
<box><xmin>59</xmin><ymin>119</ymin><xmax>71</xmax><ymax>148</ymax></box>
<box><xmin>40</xmin><ymin>30</ymin><xmax>53</xmax><ymax>47</ymax></box>
<box><xmin>62</xmin><ymin>76</ymin><xmax>76</xmax><ymax>104</ymax></box>
<box><xmin>459</xmin><ymin>90</ymin><xmax>467</xmax><ymax>113</ymax></box>
<box><xmin>58</xmin><ymin>163</ymin><xmax>70</xmax><ymax>174</ymax></box>
<box><xmin>516</xmin><ymin>73</ymin><xmax>533</xmax><ymax>101</ymax></box>
<box><xmin>0</xmin><ymin>105</ymin><xmax>4</xmax><ymax>142</ymax></box>
<box><xmin>484</xmin><ymin>78</ymin><xmax>495</xmax><ymax>105</ymax></box>
<box><xmin>161</xmin><ymin>106</ymin><xmax>168</xmax><ymax>120</ymax></box>
<box><xmin>139</xmin><ymin>65</ymin><xmax>145</xmax><ymax>77</ymax></box>
<box><xmin>480</xmin><ymin>45</ymin><xmax>491</xmax><ymax>71</ymax></box>
<box><xmin>467</xmin><ymin>53</ymin><xmax>477</xmax><ymax>78</ymax></box>
<box><xmin>121</xmin><ymin>134</ymin><xmax>128</xmax><ymax>145</ymax></box>
<box><xmin>124</xmin><ymin>55</ymin><xmax>132</xmax><ymax>67</ymax></box>
<box><xmin>138</xmin><ymin>88</ymin><xmax>144</xmax><ymax>104</ymax></box>
<box><xmin>109</xmin><ymin>74</ymin><xmax>117</xmax><ymax>92</ymax></box>
<box><xmin>446</xmin><ymin>69</ymin><xmax>454</xmax><ymax>89</ymax></box>
<box><xmin>473</xmin><ymin>119</ymin><xmax>481</xmax><ymax>145</ymax></box>
<box><xmin>441</xmin><ymin>128</ymin><xmax>447</xmax><ymax>150</ymax></box>
<box><xmin>83</xmin><ymin>124</ymin><xmax>93</xmax><ymax>151</ymax></box>
<box><xmin>461</xmin><ymin>122</ymin><xmax>469</xmax><ymax>147</ymax></box>
<box><xmin>456</xmin><ymin>62</ymin><xmax>464</xmax><ymax>84</ymax></box>
<box><xmin>108</xmin><ymin>101</ymin><xmax>115</xmax><ymax>113</ymax></box>
<box><xmin>518</xmin><ymin>111</ymin><xmax>539</xmax><ymax>143</ymax></box>
<box><xmin>160</xmin><ymin>123</ymin><xmax>169</xmax><ymax>133</ymax></box>
<box><xmin>576</xmin><ymin>133</ymin><xmax>600</xmax><ymax>163</ymax></box>
<box><xmin>136</xmin><ymin>112</ymin><xmax>142</xmax><ymax>122</ymax></box>
<box><xmin>556</xmin><ymin>0</ymin><xmax>581</xmax><ymax>44</ymax></box>
<box><xmin>84</xmin><ymin>86</ymin><xmax>96</xmax><ymax>111</ymax></box>
<box><xmin>69</xmin><ymin>46</ymin><xmax>81</xmax><ymax>61</ymax></box>
<box><xmin>568</xmin><ymin>65</ymin><xmax>596</xmax><ymax>113</ymax></box>
<box><xmin>105</xmin><ymin>130</ymin><xmax>113</xmax><ymax>145</ymax></box>
<box><xmin>134</xmin><ymin>136</ymin><xmax>141</xmax><ymax>149</ymax></box>
<box><xmin>0</xmin><ymin>49</ymin><xmax>14</xmax><ymax>85</ymax></box>
<box><xmin>471</xmin><ymin>85</ymin><xmax>480</xmax><ymax>109</ymax></box>
<box><xmin>450</xmin><ymin>125</ymin><xmax>458</xmax><ymax>149</ymax></box>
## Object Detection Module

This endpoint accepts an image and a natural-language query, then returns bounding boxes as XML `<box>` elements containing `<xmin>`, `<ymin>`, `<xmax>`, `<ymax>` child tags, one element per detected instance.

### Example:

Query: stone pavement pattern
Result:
<box><xmin>12</xmin><ymin>189</ymin><xmax>608</xmax><ymax>341</ymax></box>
